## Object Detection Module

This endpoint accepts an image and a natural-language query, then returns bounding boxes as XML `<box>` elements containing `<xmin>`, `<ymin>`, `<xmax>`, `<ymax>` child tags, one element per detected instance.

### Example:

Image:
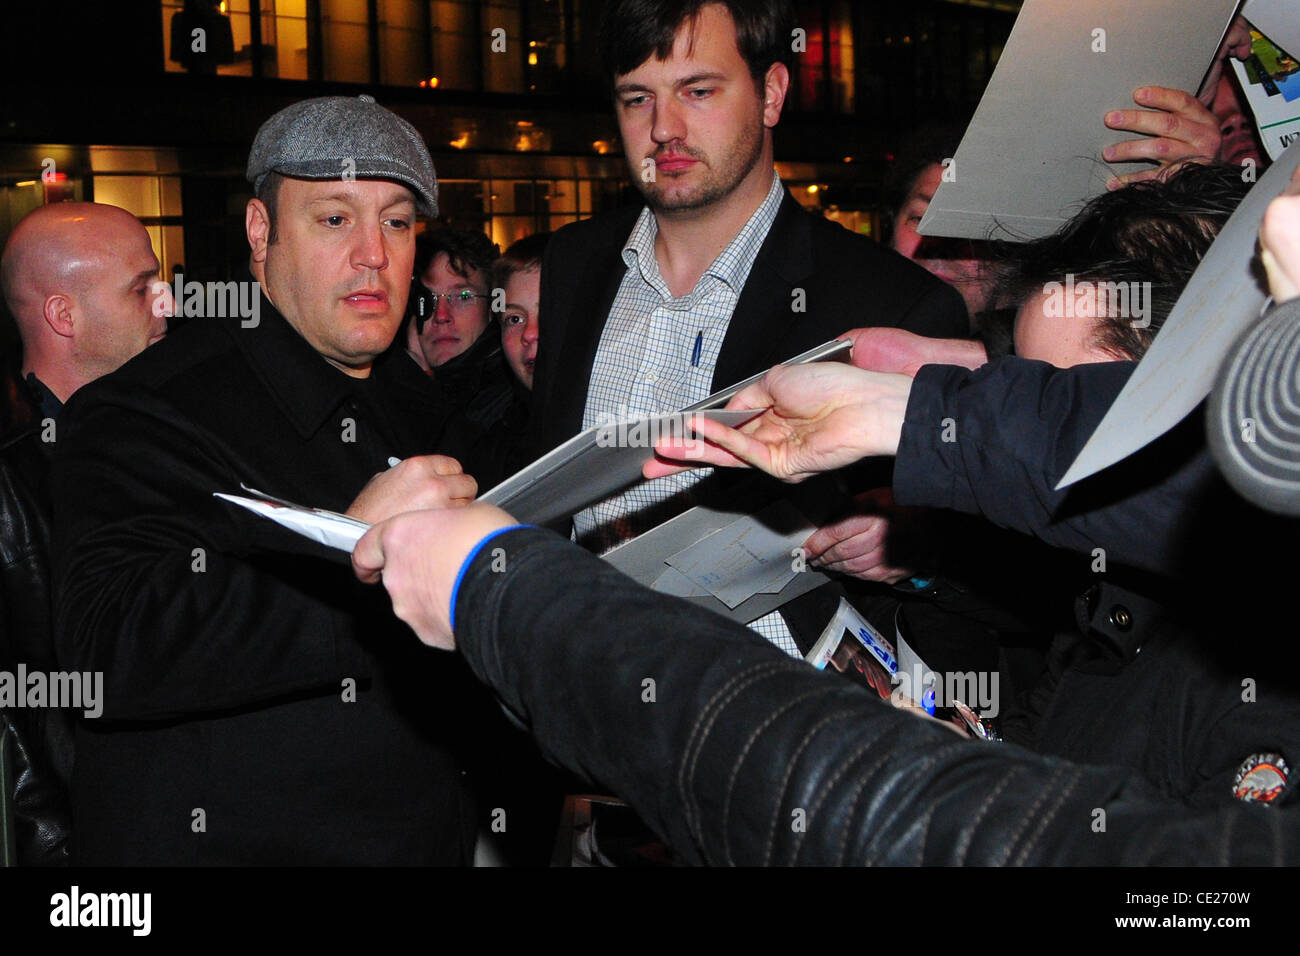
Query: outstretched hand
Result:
<box><xmin>645</xmin><ymin>363</ymin><xmax>913</xmax><ymax>482</ymax></box>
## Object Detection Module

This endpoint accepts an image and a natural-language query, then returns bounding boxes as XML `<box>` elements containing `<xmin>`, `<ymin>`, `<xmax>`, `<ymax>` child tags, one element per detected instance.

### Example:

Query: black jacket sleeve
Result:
<box><xmin>892</xmin><ymin>357</ymin><xmax>1222</xmax><ymax>575</ymax></box>
<box><xmin>454</xmin><ymin>527</ymin><xmax>1299</xmax><ymax>865</ymax></box>
<box><xmin>51</xmin><ymin>385</ymin><xmax>365</xmax><ymax>722</ymax></box>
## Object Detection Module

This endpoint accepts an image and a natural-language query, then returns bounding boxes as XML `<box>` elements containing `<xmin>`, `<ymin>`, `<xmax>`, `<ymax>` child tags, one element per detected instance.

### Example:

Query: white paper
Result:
<box><xmin>600</xmin><ymin>482</ymin><xmax>836</xmax><ymax>625</ymax></box>
<box><xmin>215</xmin><ymin>491</ymin><xmax>370</xmax><ymax>552</ymax></box>
<box><xmin>918</xmin><ymin>0</ymin><xmax>1240</xmax><ymax>241</ymax></box>
<box><xmin>1058</xmin><ymin>140</ymin><xmax>1300</xmax><ymax>489</ymax></box>
<box><xmin>663</xmin><ymin>501</ymin><xmax>813</xmax><ymax>609</ymax></box>
<box><xmin>478</xmin><ymin>407</ymin><xmax>760</xmax><ymax>526</ymax></box>
<box><xmin>1230</xmin><ymin>36</ymin><xmax>1300</xmax><ymax>161</ymax></box>
<box><xmin>480</xmin><ymin>338</ymin><xmax>852</xmax><ymax>526</ymax></box>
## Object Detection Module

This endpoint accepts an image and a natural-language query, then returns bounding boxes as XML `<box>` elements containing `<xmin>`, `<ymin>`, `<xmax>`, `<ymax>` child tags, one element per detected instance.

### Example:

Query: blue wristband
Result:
<box><xmin>449</xmin><ymin>525</ymin><xmax>532</xmax><ymax>633</ymax></box>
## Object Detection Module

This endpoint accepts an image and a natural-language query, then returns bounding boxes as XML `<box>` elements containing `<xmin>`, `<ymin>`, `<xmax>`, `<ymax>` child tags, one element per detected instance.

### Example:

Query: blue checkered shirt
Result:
<box><xmin>573</xmin><ymin>173</ymin><xmax>802</xmax><ymax>657</ymax></box>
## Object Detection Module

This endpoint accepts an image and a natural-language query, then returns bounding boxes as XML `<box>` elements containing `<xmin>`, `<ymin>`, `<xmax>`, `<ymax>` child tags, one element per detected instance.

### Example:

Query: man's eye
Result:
<box><xmin>322</xmin><ymin>215</ymin><xmax>346</xmax><ymax>227</ymax></box>
<box><xmin>688</xmin><ymin>88</ymin><xmax>713</xmax><ymax>99</ymax></box>
<box><xmin>455</xmin><ymin>291</ymin><xmax>477</xmax><ymax>303</ymax></box>
<box><xmin>622</xmin><ymin>94</ymin><xmax>649</xmax><ymax>108</ymax></box>
<box><xmin>385</xmin><ymin>217</ymin><xmax>411</xmax><ymax>230</ymax></box>
<box><xmin>504</xmin><ymin>313</ymin><xmax>524</xmax><ymax>326</ymax></box>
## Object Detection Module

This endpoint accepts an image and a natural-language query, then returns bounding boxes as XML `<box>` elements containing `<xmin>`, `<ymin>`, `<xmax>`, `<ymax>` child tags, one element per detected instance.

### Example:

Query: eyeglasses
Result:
<box><xmin>413</xmin><ymin>287</ymin><xmax>487</xmax><ymax>330</ymax></box>
<box><xmin>428</xmin><ymin>290</ymin><xmax>486</xmax><ymax>310</ymax></box>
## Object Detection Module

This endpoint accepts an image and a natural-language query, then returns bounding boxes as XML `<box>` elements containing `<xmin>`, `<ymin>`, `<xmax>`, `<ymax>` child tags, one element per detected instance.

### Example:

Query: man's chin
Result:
<box><xmin>643</xmin><ymin>184</ymin><xmax>723</xmax><ymax>214</ymax></box>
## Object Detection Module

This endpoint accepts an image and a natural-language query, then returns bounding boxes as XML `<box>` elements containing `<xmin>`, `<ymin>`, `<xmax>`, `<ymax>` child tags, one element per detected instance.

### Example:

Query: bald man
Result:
<box><xmin>0</xmin><ymin>201</ymin><xmax>166</xmax><ymax>865</ymax></box>
<box><xmin>1</xmin><ymin>202</ymin><xmax>168</xmax><ymax>418</ymax></box>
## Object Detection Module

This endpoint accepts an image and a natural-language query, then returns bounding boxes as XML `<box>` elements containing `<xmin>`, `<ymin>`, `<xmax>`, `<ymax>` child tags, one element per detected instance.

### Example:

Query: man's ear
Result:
<box><xmin>42</xmin><ymin>293</ymin><xmax>75</xmax><ymax>339</ymax></box>
<box><xmin>762</xmin><ymin>62</ymin><xmax>790</xmax><ymax>129</ymax></box>
<box><xmin>246</xmin><ymin>198</ymin><xmax>271</xmax><ymax>264</ymax></box>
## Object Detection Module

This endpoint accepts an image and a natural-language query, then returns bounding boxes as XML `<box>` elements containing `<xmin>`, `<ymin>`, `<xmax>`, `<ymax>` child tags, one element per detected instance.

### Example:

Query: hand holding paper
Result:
<box><xmin>346</xmin><ymin>454</ymin><xmax>477</xmax><ymax>524</ymax></box>
<box><xmin>843</xmin><ymin>327</ymin><xmax>987</xmax><ymax>378</ymax></box>
<box><xmin>1103</xmin><ymin>86</ymin><xmax>1222</xmax><ymax>189</ymax></box>
<box><xmin>646</xmin><ymin>364</ymin><xmax>912</xmax><ymax>482</ymax></box>
<box><xmin>802</xmin><ymin>489</ymin><xmax>915</xmax><ymax>584</ymax></box>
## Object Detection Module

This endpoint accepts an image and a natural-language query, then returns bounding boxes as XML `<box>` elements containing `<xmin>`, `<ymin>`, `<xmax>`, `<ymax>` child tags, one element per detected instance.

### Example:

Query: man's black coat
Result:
<box><xmin>50</xmin><ymin>306</ymin><xmax>481</xmax><ymax>865</ymax></box>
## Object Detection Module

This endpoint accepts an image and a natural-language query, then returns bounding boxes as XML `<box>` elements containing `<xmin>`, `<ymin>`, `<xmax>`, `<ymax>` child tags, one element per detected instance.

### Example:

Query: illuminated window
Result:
<box><xmin>430</xmin><ymin>0</ymin><xmax>481</xmax><ymax>90</ymax></box>
<box><xmin>90</xmin><ymin>149</ymin><xmax>187</xmax><ymax>276</ymax></box>
<box><xmin>379</xmin><ymin>0</ymin><xmax>427</xmax><ymax>86</ymax></box>
<box><xmin>793</xmin><ymin>1</ymin><xmax>855</xmax><ymax>113</ymax></box>
<box><xmin>162</xmin><ymin>0</ymin><xmax>251</xmax><ymax>76</ymax></box>
<box><xmin>483</xmin><ymin>0</ymin><xmax>523</xmax><ymax>92</ymax></box>
<box><xmin>321</xmin><ymin>0</ymin><xmax>370</xmax><ymax>83</ymax></box>
<box><xmin>523</xmin><ymin>0</ymin><xmax>567</xmax><ymax>93</ymax></box>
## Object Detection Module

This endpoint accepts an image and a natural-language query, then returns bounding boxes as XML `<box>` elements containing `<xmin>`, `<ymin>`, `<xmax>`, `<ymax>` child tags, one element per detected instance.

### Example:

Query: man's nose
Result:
<box><xmin>1221</xmin><ymin>111</ymin><xmax>1252</xmax><ymax>136</ymax></box>
<box><xmin>351</xmin><ymin>221</ymin><xmax>389</xmax><ymax>272</ymax></box>
<box><xmin>652</xmin><ymin>97</ymin><xmax>687</xmax><ymax>145</ymax></box>
<box><xmin>433</xmin><ymin>294</ymin><xmax>455</xmax><ymax>323</ymax></box>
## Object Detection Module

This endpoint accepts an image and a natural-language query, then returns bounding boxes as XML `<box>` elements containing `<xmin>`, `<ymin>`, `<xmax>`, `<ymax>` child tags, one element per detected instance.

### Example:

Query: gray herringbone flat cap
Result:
<box><xmin>246</xmin><ymin>94</ymin><xmax>438</xmax><ymax>216</ymax></box>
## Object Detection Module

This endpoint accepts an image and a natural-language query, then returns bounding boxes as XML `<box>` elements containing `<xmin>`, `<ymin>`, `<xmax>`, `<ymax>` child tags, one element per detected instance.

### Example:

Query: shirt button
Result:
<box><xmin>644</xmin><ymin>370</ymin><xmax>658</xmax><ymax>384</ymax></box>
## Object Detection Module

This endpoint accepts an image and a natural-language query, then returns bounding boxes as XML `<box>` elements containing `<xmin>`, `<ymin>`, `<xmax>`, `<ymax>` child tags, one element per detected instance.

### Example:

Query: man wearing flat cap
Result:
<box><xmin>51</xmin><ymin>95</ymin><xmax>484</xmax><ymax>864</ymax></box>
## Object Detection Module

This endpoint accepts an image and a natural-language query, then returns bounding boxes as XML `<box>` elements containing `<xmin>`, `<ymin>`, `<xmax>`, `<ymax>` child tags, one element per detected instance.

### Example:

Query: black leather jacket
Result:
<box><xmin>453</xmin><ymin>527</ymin><xmax>1299</xmax><ymax>865</ymax></box>
<box><xmin>0</xmin><ymin>416</ymin><xmax>72</xmax><ymax>865</ymax></box>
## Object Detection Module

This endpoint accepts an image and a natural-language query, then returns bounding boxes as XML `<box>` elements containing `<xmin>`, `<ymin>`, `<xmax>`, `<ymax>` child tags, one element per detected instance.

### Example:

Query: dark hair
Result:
<box><xmin>256</xmin><ymin>171</ymin><xmax>283</xmax><ymax>245</ymax></box>
<box><xmin>415</xmin><ymin>227</ymin><xmax>499</xmax><ymax>284</ymax></box>
<box><xmin>490</xmin><ymin>232</ymin><xmax>551</xmax><ymax>307</ymax></box>
<box><xmin>598</xmin><ymin>0</ymin><xmax>795</xmax><ymax>91</ymax></box>
<box><xmin>881</xmin><ymin>123</ymin><xmax>967</xmax><ymax>247</ymax></box>
<box><xmin>993</xmin><ymin>162</ymin><xmax>1250</xmax><ymax>361</ymax></box>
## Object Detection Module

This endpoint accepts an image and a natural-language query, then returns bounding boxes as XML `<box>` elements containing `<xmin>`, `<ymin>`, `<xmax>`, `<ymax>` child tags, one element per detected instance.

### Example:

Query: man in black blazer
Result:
<box><xmin>530</xmin><ymin>0</ymin><xmax>967</xmax><ymax>654</ymax></box>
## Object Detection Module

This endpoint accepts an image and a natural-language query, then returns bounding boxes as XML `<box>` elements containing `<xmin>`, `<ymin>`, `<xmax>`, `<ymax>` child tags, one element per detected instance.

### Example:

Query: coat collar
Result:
<box><xmin>712</xmin><ymin>190</ymin><xmax>815</xmax><ymax>389</ymax></box>
<box><xmin>225</xmin><ymin>295</ymin><xmax>361</xmax><ymax>441</ymax></box>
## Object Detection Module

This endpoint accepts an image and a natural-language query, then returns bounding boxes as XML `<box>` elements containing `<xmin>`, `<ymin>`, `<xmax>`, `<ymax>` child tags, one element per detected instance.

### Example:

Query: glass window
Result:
<box><xmin>430</xmin><ymin>0</ymin><xmax>480</xmax><ymax>90</ymax></box>
<box><xmin>92</xmin><ymin>176</ymin><xmax>184</xmax><ymax>218</ymax></box>
<box><xmin>829</xmin><ymin>1</ymin><xmax>855</xmax><ymax>113</ymax></box>
<box><xmin>162</xmin><ymin>0</ymin><xmax>249</xmax><ymax>76</ymax></box>
<box><xmin>436</xmin><ymin>180</ymin><xmax>489</xmax><ymax>233</ymax></box>
<box><xmin>524</xmin><ymin>0</ymin><xmax>567</xmax><ymax>93</ymax></box>
<box><xmin>490</xmin><ymin>216</ymin><xmax>539</xmax><ymax>249</ymax></box>
<box><xmin>145</xmin><ymin>225</ymin><xmax>188</xmax><ymax>278</ymax></box>
<box><xmin>262</xmin><ymin>0</ymin><xmax>311</xmax><ymax>80</ymax></box>
<box><xmin>379</xmin><ymin>0</ymin><xmax>428</xmax><ymax>86</ymax></box>
<box><xmin>794</xmin><ymin>1</ymin><xmax>826</xmax><ymax>111</ymax></box>
<box><xmin>483</xmin><ymin>0</ymin><xmax>523</xmax><ymax>93</ymax></box>
<box><xmin>322</xmin><ymin>0</ymin><xmax>371</xmax><ymax>83</ymax></box>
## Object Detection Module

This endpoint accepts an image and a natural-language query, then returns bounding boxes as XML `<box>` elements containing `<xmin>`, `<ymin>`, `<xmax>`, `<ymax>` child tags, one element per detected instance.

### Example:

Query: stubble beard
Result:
<box><xmin>636</xmin><ymin>117</ymin><xmax>766</xmax><ymax>215</ymax></box>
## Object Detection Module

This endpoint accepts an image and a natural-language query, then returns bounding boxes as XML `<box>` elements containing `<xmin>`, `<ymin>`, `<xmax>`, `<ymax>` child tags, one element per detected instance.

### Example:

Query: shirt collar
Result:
<box><xmin>621</xmin><ymin>171</ymin><xmax>784</xmax><ymax>296</ymax></box>
<box><xmin>24</xmin><ymin>373</ymin><xmax>63</xmax><ymax>421</ymax></box>
<box><xmin>226</xmin><ymin>294</ymin><xmax>363</xmax><ymax>441</ymax></box>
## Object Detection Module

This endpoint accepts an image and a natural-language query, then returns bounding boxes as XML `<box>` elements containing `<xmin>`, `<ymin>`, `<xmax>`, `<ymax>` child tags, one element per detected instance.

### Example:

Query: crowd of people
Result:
<box><xmin>1</xmin><ymin>0</ymin><xmax>1295</xmax><ymax>868</ymax></box>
